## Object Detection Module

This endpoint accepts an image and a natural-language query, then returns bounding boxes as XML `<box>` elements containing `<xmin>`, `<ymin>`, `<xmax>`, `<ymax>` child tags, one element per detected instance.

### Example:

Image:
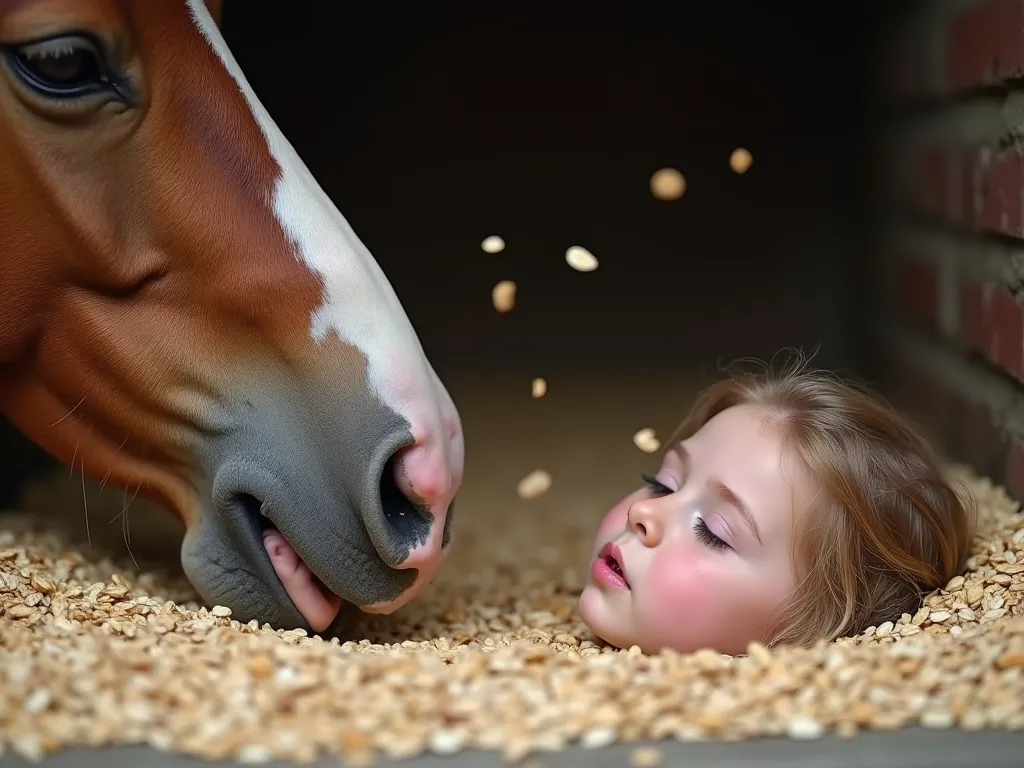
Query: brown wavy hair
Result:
<box><xmin>666</xmin><ymin>351</ymin><xmax>976</xmax><ymax>647</ymax></box>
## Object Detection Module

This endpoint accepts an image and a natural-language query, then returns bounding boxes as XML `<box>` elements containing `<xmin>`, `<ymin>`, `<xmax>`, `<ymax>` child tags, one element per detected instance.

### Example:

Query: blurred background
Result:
<box><xmin>0</xmin><ymin>0</ymin><xmax>911</xmax><ymax>567</ymax></box>
<box><xmin>225</xmin><ymin>0</ymin><xmax>891</xmax><ymax>378</ymax></box>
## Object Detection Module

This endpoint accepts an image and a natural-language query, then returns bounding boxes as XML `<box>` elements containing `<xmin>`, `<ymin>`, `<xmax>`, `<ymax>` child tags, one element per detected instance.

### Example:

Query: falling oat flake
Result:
<box><xmin>492</xmin><ymin>280</ymin><xmax>516</xmax><ymax>313</ymax></box>
<box><xmin>650</xmin><ymin>168</ymin><xmax>686</xmax><ymax>201</ymax></box>
<box><xmin>633</xmin><ymin>428</ymin><xmax>661</xmax><ymax>453</ymax></box>
<box><xmin>517</xmin><ymin>469</ymin><xmax>552</xmax><ymax>500</ymax></box>
<box><xmin>481</xmin><ymin>235</ymin><xmax>505</xmax><ymax>254</ymax></box>
<box><xmin>531</xmin><ymin>378</ymin><xmax>547</xmax><ymax>398</ymax></box>
<box><xmin>565</xmin><ymin>246</ymin><xmax>598</xmax><ymax>272</ymax></box>
<box><xmin>730</xmin><ymin>148</ymin><xmax>753</xmax><ymax>174</ymax></box>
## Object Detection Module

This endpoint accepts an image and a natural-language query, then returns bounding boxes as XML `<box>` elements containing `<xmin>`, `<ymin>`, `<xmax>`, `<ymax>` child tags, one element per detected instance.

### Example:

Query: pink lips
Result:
<box><xmin>591</xmin><ymin>542</ymin><xmax>630</xmax><ymax>589</ymax></box>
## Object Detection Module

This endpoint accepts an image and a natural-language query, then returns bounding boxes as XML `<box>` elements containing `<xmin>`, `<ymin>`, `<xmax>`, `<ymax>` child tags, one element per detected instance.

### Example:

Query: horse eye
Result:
<box><xmin>5</xmin><ymin>34</ymin><xmax>115</xmax><ymax>100</ymax></box>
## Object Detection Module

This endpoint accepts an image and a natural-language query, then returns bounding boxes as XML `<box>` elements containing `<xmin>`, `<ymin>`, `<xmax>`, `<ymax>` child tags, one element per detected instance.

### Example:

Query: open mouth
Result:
<box><xmin>237</xmin><ymin>494</ymin><xmax>343</xmax><ymax>633</ymax></box>
<box><xmin>592</xmin><ymin>542</ymin><xmax>630</xmax><ymax>590</ymax></box>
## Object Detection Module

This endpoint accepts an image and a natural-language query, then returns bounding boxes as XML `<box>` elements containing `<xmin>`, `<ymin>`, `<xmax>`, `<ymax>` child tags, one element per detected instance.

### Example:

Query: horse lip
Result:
<box><xmin>225</xmin><ymin>493</ymin><xmax>311</xmax><ymax>627</ymax></box>
<box><xmin>256</xmin><ymin>500</ymin><xmax>340</xmax><ymax>594</ymax></box>
<box><xmin>209</xmin><ymin>422</ymin><xmax>419</xmax><ymax>621</ymax></box>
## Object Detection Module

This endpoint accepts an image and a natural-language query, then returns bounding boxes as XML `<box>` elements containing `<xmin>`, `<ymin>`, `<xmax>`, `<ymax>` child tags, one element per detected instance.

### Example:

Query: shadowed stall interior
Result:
<box><xmin>0</xmin><ymin>0</ymin><xmax>904</xmax><ymax>574</ymax></box>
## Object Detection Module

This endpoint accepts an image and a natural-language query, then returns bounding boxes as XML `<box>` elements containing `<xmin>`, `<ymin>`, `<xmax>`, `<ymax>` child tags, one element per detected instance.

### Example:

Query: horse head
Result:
<box><xmin>0</xmin><ymin>0</ymin><xmax>464</xmax><ymax>634</ymax></box>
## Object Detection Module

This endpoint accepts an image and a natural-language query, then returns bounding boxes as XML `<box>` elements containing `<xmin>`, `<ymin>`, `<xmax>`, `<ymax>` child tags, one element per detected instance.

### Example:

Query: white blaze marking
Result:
<box><xmin>185</xmin><ymin>0</ymin><xmax>432</xmax><ymax>413</ymax></box>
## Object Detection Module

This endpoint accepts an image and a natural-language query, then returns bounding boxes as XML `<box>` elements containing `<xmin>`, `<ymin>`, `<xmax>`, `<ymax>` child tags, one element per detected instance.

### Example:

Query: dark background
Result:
<box><xmin>218</xmin><ymin>0</ymin><xmax>902</xmax><ymax>377</ymax></box>
<box><xmin>1</xmin><ymin>0</ymin><xmax>907</xmax><ymax>507</ymax></box>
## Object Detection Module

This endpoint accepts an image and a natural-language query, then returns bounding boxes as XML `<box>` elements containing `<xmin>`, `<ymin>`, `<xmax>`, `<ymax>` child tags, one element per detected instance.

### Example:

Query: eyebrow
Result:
<box><xmin>709</xmin><ymin>478</ymin><xmax>763</xmax><ymax>546</ymax></box>
<box><xmin>676</xmin><ymin>444</ymin><xmax>764</xmax><ymax>546</ymax></box>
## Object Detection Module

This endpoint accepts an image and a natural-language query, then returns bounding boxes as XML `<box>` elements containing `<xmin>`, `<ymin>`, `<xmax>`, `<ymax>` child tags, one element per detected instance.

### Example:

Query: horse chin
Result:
<box><xmin>175</xmin><ymin>455</ymin><xmax>423</xmax><ymax>635</ymax></box>
<box><xmin>177</xmin><ymin>499</ymin><xmax>352</xmax><ymax>635</ymax></box>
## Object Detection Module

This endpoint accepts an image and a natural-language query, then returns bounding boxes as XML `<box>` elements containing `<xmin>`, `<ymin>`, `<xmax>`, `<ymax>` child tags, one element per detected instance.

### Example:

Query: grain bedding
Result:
<box><xmin>1</xmin><ymin>464</ymin><xmax>1023</xmax><ymax>766</ymax></box>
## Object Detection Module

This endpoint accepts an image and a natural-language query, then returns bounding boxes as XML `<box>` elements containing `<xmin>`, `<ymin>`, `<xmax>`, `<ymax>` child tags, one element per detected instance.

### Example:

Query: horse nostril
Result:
<box><xmin>378</xmin><ymin>453</ymin><xmax>432</xmax><ymax>545</ymax></box>
<box><xmin>441</xmin><ymin>499</ymin><xmax>455</xmax><ymax>548</ymax></box>
<box><xmin>229</xmin><ymin>492</ymin><xmax>276</xmax><ymax>541</ymax></box>
<box><xmin>234</xmin><ymin>492</ymin><xmax>263</xmax><ymax>517</ymax></box>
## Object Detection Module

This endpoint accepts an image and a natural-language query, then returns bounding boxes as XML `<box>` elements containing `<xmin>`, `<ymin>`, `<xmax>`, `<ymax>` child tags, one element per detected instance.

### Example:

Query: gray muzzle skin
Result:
<box><xmin>179</xmin><ymin>379</ymin><xmax>452</xmax><ymax>635</ymax></box>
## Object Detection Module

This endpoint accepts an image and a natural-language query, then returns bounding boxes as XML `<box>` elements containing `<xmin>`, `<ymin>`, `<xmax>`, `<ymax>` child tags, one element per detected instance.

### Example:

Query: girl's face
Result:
<box><xmin>578</xmin><ymin>403</ymin><xmax>811</xmax><ymax>656</ymax></box>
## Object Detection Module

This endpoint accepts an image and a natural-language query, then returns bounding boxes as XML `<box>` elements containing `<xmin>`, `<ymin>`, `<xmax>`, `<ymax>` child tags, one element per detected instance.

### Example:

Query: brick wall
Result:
<box><xmin>873</xmin><ymin>0</ymin><xmax>1024</xmax><ymax>499</ymax></box>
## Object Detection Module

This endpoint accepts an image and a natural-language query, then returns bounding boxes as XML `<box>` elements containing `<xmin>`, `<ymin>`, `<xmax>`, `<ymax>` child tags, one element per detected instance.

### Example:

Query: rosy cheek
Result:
<box><xmin>641</xmin><ymin>548</ymin><xmax>711</xmax><ymax>617</ymax></box>
<box><xmin>637</xmin><ymin>548</ymin><xmax>786</xmax><ymax>654</ymax></box>
<box><xmin>595</xmin><ymin>501</ymin><xmax>630</xmax><ymax>543</ymax></box>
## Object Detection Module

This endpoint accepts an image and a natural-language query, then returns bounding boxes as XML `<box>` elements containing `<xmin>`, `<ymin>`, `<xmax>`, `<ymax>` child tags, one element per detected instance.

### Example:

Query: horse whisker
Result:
<box><xmin>123</xmin><ymin>500</ymin><xmax>139</xmax><ymax>572</ymax></box>
<box><xmin>71</xmin><ymin>443</ymin><xmax>93</xmax><ymax>550</ymax></box>
<box><xmin>122</xmin><ymin>479</ymin><xmax>143</xmax><ymax>571</ymax></box>
<box><xmin>100</xmin><ymin>434</ymin><xmax>131</xmax><ymax>492</ymax></box>
<box><xmin>48</xmin><ymin>395</ymin><xmax>86</xmax><ymax>429</ymax></box>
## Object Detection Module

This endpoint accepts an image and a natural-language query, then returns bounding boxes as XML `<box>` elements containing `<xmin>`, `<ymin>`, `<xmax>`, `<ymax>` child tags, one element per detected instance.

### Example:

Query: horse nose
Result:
<box><xmin>391</xmin><ymin>437</ymin><xmax>456</xmax><ymax>563</ymax></box>
<box><xmin>361</xmin><ymin>430</ymin><xmax>459</xmax><ymax>614</ymax></box>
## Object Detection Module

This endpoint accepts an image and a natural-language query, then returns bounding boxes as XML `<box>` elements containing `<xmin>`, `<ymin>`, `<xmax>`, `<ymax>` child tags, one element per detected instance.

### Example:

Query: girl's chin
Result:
<box><xmin>577</xmin><ymin>586</ymin><xmax>601</xmax><ymax>627</ymax></box>
<box><xmin>578</xmin><ymin>585</ymin><xmax>627</xmax><ymax>645</ymax></box>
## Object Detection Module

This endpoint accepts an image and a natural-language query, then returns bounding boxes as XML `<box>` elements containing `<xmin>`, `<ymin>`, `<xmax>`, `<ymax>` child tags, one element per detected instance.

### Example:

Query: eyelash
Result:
<box><xmin>693</xmin><ymin>518</ymin><xmax>730</xmax><ymax>551</ymax></box>
<box><xmin>642</xmin><ymin>473</ymin><xmax>672</xmax><ymax>494</ymax></box>
<box><xmin>641</xmin><ymin>473</ymin><xmax>731</xmax><ymax>552</ymax></box>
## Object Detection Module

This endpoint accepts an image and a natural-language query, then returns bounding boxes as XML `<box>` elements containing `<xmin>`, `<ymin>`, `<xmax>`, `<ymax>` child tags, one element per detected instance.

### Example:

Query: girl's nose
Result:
<box><xmin>627</xmin><ymin>499</ymin><xmax>664</xmax><ymax>546</ymax></box>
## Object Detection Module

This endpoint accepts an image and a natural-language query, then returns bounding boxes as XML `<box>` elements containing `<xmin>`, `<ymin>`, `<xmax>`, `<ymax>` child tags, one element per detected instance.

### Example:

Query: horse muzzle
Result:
<box><xmin>178</xmin><ymin>382</ymin><xmax>459</xmax><ymax>635</ymax></box>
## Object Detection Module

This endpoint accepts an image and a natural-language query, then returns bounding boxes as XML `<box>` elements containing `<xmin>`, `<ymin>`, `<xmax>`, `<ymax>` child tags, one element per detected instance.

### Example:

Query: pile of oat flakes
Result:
<box><xmin>1</xmin><ymin>464</ymin><xmax>1022</xmax><ymax>766</ymax></box>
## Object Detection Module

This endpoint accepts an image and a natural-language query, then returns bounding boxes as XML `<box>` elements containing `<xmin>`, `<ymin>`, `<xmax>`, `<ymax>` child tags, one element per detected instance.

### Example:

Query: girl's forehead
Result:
<box><xmin>679</xmin><ymin>406</ymin><xmax>813</xmax><ymax>537</ymax></box>
<box><xmin>680</xmin><ymin>406</ymin><xmax>785</xmax><ymax>473</ymax></box>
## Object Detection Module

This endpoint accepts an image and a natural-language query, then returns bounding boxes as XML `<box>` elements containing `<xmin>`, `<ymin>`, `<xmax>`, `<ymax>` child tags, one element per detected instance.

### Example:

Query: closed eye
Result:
<box><xmin>644</xmin><ymin>473</ymin><xmax>731</xmax><ymax>552</ymax></box>
<box><xmin>694</xmin><ymin>517</ymin><xmax>731</xmax><ymax>552</ymax></box>
<box><xmin>642</xmin><ymin>473</ymin><xmax>673</xmax><ymax>495</ymax></box>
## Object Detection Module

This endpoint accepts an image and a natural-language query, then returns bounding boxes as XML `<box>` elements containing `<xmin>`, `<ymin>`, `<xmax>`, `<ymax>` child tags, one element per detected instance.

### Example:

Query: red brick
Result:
<box><xmin>897</xmin><ymin>145</ymin><xmax>973</xmax><ymax>224</ymax></box>
<box><xmin>959</xmin><ymin>277</ymin><xmax>988</xmax><ymax>350</ymax></box>
<box><xmin>873</xmin><ymin>343</ymin><xmax>953</xmax><ymax>447</ymax></box>
<box><xmin>962</xmin><ymin>400</ymin><xmax>1011</xmax><ymax>482</ymax></box>
<box><xmin>940</xmin><ymin>389</ymin><xmax>967</xmax><ymax>459</ymax></box>
<box><xmin>990</xmin><ymin>286</ymin><xmax>1024</xmax><ymax>376</ymax></box>
<box><xmin>970</xmin><ymin>148</ymin><xmax>1024</xmax><ymax>237</ymax></box>
<box><xmin>896</xmin><ymin>257</ymin><xmax>940</xmax><ymax>332</ymax></box>
<box><xmin>873</xmin><ymin>326</ymin><xmax>1022</xmax><ymax>496</ymax></box>
<box><xmin>910</xmin><ymin>148</ymin><xmax>967</xmax><ymax>221</ymax></box>
<box><xmin>959</xmin><ymin>277</ymin><xmax>1024</xmax><ymax>380</ymax></box>
<box><xmin>948</xmin><ymin>0</ymin><xmax>1024</xmax><ymax>91</ymax></box>
<box><xmin>912</xmin><ymin>148</ymin><xmax>949</xmax><ymax>215</ymax></box>
<box><xmin>907</xmin><ymin>370</ymin><xmax>954</xmax><ymax>446</ymax></box>
<box><xmin>962</xmin><ymin>400</ymin><xmax>987</xmax><ymax>460</ymax></box>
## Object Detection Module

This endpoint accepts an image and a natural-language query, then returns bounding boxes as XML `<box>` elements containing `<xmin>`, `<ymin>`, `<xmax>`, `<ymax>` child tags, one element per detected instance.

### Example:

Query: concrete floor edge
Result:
<box><xmin>2</xmin><ymin>728</ymin><xmax>1023</xmax><ymax>768</ymax></box>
